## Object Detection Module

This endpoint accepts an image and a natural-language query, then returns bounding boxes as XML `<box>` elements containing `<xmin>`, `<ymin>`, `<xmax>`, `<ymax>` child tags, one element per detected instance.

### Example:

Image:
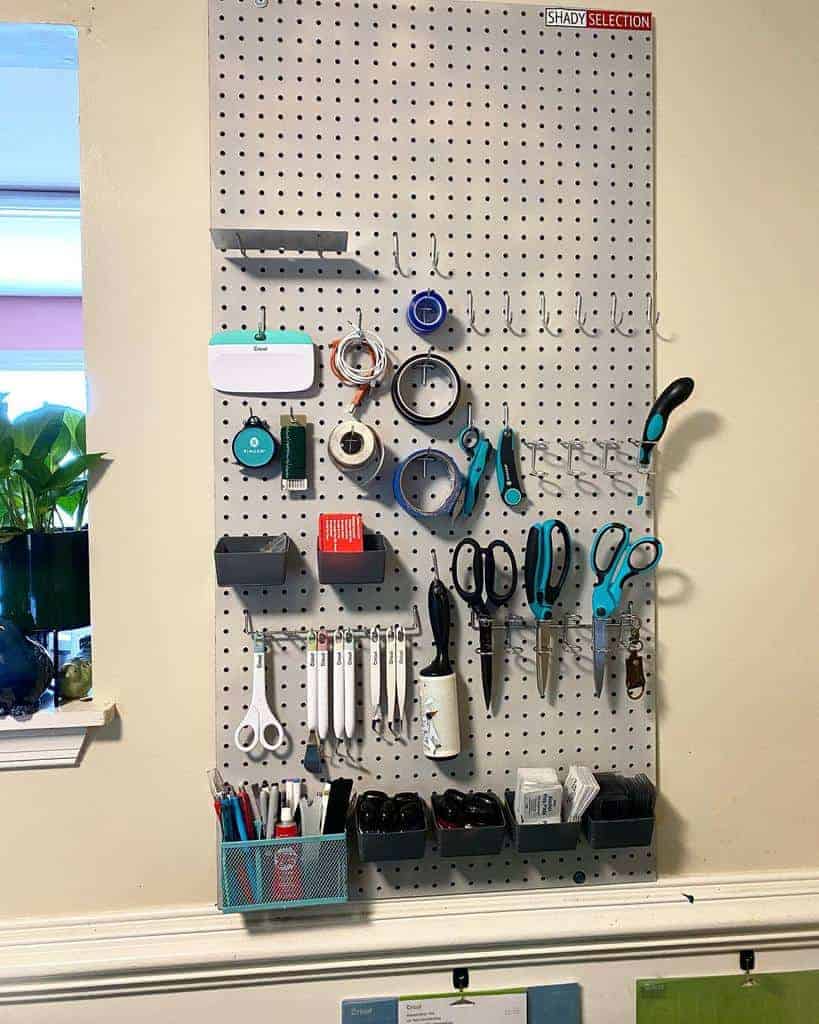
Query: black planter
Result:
<box><xmin>0</xmin><ymin>530</ymin><xmax>90</xmax><ymax>632</ymax></box>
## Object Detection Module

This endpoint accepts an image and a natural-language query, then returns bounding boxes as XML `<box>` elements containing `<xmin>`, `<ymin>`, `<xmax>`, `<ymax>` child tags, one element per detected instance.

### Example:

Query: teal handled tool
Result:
<box><xmin>458</xmin><ymin>403</ymin><xmax>493</xmax><ymax>517</ymax></box>
<box><xmin>496</xmin><ymin>401</ymin><xmax>524</xmax><ymax>508</ymax></box>
<box><xmin>636</xmin><ymin>377</ymin><xmax>695</xmax><ymax>506</ymax></box>
<box><xmin>590</xmin><ymin>523</ymin><xmax>662</xmax><ymax>697</ymax></box>
<box><xmin>524</xmin><ymin>519</ymin><xmax>571</xmax><ymax>697</ymax></box>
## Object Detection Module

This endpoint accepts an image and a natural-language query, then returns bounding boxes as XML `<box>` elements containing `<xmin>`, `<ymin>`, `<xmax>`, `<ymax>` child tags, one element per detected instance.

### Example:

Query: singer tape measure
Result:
<box><xmin>328</xmin><ymin>420</ymin><xmax>385</xmax><ymax>485</ymax></box>
<box><xmin>232</xmin><ymin>414</ymin><xmax>278</xmax><ymax>468</ymax></box>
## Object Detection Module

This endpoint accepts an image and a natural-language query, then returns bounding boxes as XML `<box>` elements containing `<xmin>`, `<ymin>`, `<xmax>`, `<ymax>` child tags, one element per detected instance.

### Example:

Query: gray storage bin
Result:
<box><xmin>432</xmin><ymin>792</ymin><xmax>506</xmax><ymax>857</ymax></box>
<box><xmin>355</xmin><ymin>800</ymin><xmax>427</xmax><ymax>862</ymax></box>
<box><xmin>583</xmin><ymin>814</ymin><xmax>654</xmax><ymax>849</ymax></box>
<box><xmin>317</xmin><ymin>531</ymin><xmax>386</xmax><ymax>585</ymax></box>
<box><xmin>504</xmin><ymin>791</ymin><xmax>580</xmax><ymax>853</ymax></box>
<box><xmin>215</xmin><ymin>534</ymin><xmax>290</xmax><ymax>586</ymax></box>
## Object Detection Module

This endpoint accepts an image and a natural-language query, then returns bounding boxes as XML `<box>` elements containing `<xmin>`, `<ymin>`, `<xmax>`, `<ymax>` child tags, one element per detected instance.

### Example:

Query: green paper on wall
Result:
<box><xmin>636</xmin><ymin>971</ymin><xmax>819</xmax><ymax>1024</ymax></box>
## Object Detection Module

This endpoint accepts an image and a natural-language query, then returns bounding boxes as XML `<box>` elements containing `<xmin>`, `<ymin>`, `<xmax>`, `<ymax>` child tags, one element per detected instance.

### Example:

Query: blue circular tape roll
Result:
<box><xmin>406</xmin><ymin>289</ymin><xmax>448</xmax><ymax>335</ymax></box>
<box><xmin>392</xmin><ymin>449</ymin><xmax>465</xmax><ymax>519</ymax></box>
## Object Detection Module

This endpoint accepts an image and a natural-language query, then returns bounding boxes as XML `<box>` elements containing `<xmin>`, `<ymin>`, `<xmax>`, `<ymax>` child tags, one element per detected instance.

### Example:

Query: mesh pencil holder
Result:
<box><xmin>219</xmin><ymin>834</ymin><xmax>348</xmax><ymax>914</ymax></box>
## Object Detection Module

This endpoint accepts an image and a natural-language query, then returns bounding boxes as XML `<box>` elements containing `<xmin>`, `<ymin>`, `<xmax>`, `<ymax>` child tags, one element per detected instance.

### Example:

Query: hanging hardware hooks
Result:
<box><xmin>392</xmin><ymin>231</ymin><xmax>411</xmax><ymax>277</ymax></box>
<box><xmin>574</xmin><ymin>292</ymin><xmax>597</xmax><ymax>337</ymax></box>
<box><xmin>255</xmin><ymin>305</ymin><xmax>266</xmax><ymax>341</ymax></box>
<box><xmin>502</xmin><ymin>291</ymin><xmax>525</xmax><ymax>337</ymax></box>
<box><xmin>594</xmin><ymin>438</ymin><xmax>622</xmax><ymax>478</ymax></box>
<box><xmin>646</xmin><ymin>292</ymin><xmax>672</xmax><ymax>342</ymax></box>
<box><xmin>466</xmin><ymin>289</ymin><xmax>488</xmax><ymax>335</ymax></box>
<box><xmin>429</xmin><ymin>232</ymin><xmax>450</xmax><ymax>278</ymax></box>
<box><xmin>538</xmin><ymin>291</ymin><xmax>562</xmax><ymax>337</ymax></box>
<box><xmin>609</xmin><ymin>292</ymin><xmax>633</xmax><ymax>337</ymax></box>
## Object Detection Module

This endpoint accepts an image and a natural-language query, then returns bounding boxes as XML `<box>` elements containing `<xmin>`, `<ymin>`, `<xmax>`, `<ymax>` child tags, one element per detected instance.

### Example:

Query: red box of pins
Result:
<box><xmin>317</xmin><ymin>515</ymin><xmax>385</xmax><ymax>585</ymax></box>
<box><xmin>318</xmin><ymin>513</ymin><xmax>364</xmax><ymax>553</ymax></box>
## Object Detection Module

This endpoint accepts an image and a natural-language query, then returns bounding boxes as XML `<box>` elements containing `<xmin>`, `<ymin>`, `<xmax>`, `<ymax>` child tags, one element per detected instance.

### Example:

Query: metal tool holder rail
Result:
<box><xmin>243</xmin><ymin>607</ymin><xmax>422</xmax><ymax>645</ymax></box>
<box><xmin>210</xmin><ymin>0</ymin><xmax>659</xmax><ymax>900</ymax></box>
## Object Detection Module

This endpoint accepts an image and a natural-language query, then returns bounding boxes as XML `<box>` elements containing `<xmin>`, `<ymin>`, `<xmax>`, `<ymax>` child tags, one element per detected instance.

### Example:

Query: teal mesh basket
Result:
<box><xmin>219</xmin><ymin>834</ymin><xmax>348</xmax><ymax>913</ymax></box>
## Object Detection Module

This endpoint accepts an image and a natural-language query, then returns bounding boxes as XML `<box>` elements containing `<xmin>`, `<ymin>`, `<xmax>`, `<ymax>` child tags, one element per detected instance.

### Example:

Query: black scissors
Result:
<box><xmin>450</xmin><ymin>538</ymin><xmax>518</xmax><ymax>712</ymax></box>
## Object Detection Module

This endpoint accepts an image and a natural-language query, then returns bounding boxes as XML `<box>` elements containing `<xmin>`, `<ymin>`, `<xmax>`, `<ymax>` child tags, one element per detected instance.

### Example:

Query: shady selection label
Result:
<box><xmin>544</xmin><ymin>8</ymin><xmax>652</xmax><ymax>30</ymax></box>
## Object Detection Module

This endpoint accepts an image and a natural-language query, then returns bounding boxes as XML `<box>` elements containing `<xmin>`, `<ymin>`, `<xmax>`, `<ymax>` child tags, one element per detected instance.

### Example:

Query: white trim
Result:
<box><xmin>0</xmin><ymin>698</ymin><xmax>115</xmax><ymax>769</ymax></box>
<box><xmin>0</xmin><ymin>871</ymin><xmax>817</xmax><ymax>1004</ymax></box>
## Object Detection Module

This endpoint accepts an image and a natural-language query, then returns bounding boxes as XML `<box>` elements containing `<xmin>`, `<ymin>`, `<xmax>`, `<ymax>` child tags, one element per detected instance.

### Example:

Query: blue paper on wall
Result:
<box><xmin>342</xmin><ymin>983</ymin><xmax>580</xmax><ymax>1024</ymax></box>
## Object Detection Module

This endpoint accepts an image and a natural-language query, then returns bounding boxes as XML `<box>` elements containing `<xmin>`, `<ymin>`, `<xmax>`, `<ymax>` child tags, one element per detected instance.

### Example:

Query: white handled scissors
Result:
<box><xmin>234</xmin><ymin>636</ymin><xmax>285</xmax><ymax>753</ymax></box>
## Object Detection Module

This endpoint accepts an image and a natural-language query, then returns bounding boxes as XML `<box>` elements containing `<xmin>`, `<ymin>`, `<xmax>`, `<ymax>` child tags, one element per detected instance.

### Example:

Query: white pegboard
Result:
<box><xmin>210</xmin><ymin>0</ymin><xmax>658</xmax><ymax>899</ymax></box>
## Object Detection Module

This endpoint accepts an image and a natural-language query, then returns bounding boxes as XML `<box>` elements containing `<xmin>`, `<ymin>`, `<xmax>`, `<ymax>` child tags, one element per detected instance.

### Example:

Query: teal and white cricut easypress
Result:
<box><xmin>208</xmin><ymin>329</ymin><xmax>315</xmax><ymax>394</ymax></box>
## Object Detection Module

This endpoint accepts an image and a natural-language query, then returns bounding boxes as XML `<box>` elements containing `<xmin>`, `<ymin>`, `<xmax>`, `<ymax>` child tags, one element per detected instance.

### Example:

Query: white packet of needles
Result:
<box><xmin>515</xmin><ymin>767</ymin><xmax>563</xmax><ymax>824</ymax></box>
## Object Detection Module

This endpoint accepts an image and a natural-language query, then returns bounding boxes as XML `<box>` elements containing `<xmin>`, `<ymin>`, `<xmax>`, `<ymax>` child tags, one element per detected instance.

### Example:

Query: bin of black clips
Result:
<box><xmin>582</xmin><ymin>772</ymin><xmax>656</xmax><ymax>849</ymax></box>
<box><xmin>504</xmin><ymin>791</ymin><xmax>581</xmax><ymax>854</ymax></box>
<box><xmin>219</xmin><ymin>834</ymin><xmax>348</xmax><ymax>913</ymax></box>
<box><xmin>214</xmin><ymin>533</ymin><xmax>290</xmax><ymax>586</ymax></box>
<box><xmin>354</xmin><ymin>791</ymin><xmax>427</xmax><ymax>862</ymax></box>
<box><xmin>317</xmin><ymin>531</ymin><xmax>387</xmax><ymax>585</ymax></box>
<box><xmin>432</xmin><ymin>790</ymin><xmax>506</xmax><ymax>858</ymax></box>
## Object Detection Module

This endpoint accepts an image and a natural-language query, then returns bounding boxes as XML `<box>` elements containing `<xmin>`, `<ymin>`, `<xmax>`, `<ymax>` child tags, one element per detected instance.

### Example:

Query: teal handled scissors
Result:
<box><xmin>524</xmin><ymin>519</ymin><xmax>571</xmax><ymax>697</ymax></box>
<box><xmin>590</xmin><ymin>522</ymin><xmax>662</xmax><ymax>697</ymax></box>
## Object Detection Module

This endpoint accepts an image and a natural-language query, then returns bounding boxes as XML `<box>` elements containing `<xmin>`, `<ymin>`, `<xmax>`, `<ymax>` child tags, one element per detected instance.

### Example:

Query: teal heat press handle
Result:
<box><xmin>638</xmin><ymin>377</ymin><xmax>695</xmax><ymax>467</ymax></box>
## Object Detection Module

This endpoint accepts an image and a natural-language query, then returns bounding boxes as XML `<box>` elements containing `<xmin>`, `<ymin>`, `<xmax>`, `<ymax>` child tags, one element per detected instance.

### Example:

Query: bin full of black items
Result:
<box><xmin>432</xmin><ymin>789</ymin><xmax>506</xmax><ymax>857</ymax></box>
<box><xmin>583</xmin><ymin>772</ymin><xmax>656</xmax><ymax>849</ymax></box>
<box><xmin>355</xmin><ymin>791</ymin><xmax>427</xmax><ymax>862</ymax></box>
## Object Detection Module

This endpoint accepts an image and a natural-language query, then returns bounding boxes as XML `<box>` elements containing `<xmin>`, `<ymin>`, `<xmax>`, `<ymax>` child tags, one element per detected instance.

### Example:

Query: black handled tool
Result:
<box><xmin>424</xmin><ymin>553</ymin><xmax>452</xmax><ymax>677</ymax></box>
<box><xmin>636</xmin><ymin>376</ymin><xmax>694</xmax><ymax>506</ymax></box>
<box><xmin>495</xmin><ymin>401</ymin><xmax>524</xmax><ymax>508</ymax></box>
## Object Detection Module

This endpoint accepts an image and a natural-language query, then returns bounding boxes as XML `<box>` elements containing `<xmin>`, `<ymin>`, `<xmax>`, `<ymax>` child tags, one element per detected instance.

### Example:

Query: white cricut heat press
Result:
<box><xmin>208</xmin><ymin>329</ymin><xmax>315</xmax><ymax>394</ymax></box>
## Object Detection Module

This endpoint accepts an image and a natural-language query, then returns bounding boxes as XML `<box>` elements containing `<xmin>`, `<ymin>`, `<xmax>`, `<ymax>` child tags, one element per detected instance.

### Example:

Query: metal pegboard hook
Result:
<box><xmin>538</xmin><ymin>290</ymin><xmax>562</xmax><ymax>337</ymax></box>
<box><xmin>594</xmin><ymin>438</ymin><xmax>622</xmax><ymax>478</ymax></box>
<box><xmin>392</xmin><ymin>231</ymin><xmax>411</xmax><ymax>277</ymax></box>
<box><xmin>466</xmin><ymin>289</ymin><xmax>488</xmax><ymax>335</ymax></box>
<box><xmin>255</xmin><ymin>305</ymin><xmax>266</xmax><ymax>341</ymax></box>
<box><xmin>574</xmin><ymin>292</ymin><xmax>597</xmax><ymax>337</ymax></box>
<box><xmin>646</xmin><ymin>292</ymin><xmax>672</xmax><ymax>342</ymax></box>
<box><xmin>429</xmin><ymin>232</ymin><xmax>450</xmax><ymax>277</ymax></box>
<box><xmin>609</xmin><ymin>291</ymin><xmax>633</xmax><ymax>337</ymax></box>
<box><xmin>502</xmin><ymin>291</ymin><xmax>526</xmax><ymax>336</ymax></box>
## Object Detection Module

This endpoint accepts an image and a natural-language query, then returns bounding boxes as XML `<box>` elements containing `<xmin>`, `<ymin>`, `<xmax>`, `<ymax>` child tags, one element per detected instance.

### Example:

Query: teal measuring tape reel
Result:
<box><xmin>232</xmin><ymin>414</ymin><xmax>278</xmax><ymax>468</ymax></box>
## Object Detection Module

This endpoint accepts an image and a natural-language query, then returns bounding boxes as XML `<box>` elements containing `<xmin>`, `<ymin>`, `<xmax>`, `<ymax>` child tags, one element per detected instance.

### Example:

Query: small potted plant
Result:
<box><xmin>0</xmin><ymin>398</ymin><xmax>103</xmax><ymax>637</ymax></box>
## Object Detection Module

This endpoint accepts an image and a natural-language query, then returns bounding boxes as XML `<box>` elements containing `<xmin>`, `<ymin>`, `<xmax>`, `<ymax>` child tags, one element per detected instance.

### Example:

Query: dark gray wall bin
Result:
<box><xmin>214</xmin><ymin>534</ymin><xmax>290</xmax><ymax>586</ymax></box>
<box><xmin>317</xmin><ymin>531</ymin><xmax>386</xmax><ymax>585</ymax></box>
<box><xmin>354</xmin><ymin>801</ymin><xmax>428</xmax><ymax>863</ymax></box>
<box><xmin>583</xmin><ymin>815</ymin><xmax>655</xmax><ymax>849</ymax></box>
<box><xmin>504</xmin><ymin>791</ymin><xmax>580</xmax><ymax>853</ymax></box>
<box><xmin>432</xmin><ymin>793</ymin><xmax>507</xmax><ymax>857</ymax></box>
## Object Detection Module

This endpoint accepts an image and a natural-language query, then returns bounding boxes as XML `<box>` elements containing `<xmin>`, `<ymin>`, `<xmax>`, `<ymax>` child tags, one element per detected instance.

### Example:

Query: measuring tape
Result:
<box><xmin>327</xmin><ymin>420</ymin><xmax>385</xmax><ymax>485</ymax></box>
<box><xmin>391</xmin><ymin>352</ymin><xmax>462</xmax><ymax>426</ymax></box>
<box><xmin>392</xmin><ymin>449</ymin><xmax>465</xmax><ymax>519</ymax></box>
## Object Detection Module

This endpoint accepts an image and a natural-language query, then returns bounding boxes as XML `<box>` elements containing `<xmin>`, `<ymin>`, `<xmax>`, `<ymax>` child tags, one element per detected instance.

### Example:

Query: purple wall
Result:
<box><xmin>0</xmin><ymin>296</ymin><xmax>83</xmax><ymax>349</ymax></box>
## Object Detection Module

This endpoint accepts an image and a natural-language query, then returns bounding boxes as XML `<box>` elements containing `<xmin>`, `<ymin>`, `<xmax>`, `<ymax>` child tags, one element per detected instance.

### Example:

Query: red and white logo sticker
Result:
<box><xmin>544</xmin><ymin>8</ymin><xmax>652</xmax><ymax>31</ymax></box>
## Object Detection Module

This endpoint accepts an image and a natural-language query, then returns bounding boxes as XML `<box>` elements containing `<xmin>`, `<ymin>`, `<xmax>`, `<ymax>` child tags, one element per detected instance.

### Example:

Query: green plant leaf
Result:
<box><xmin>19</xmin><ymin>454</ymin><xmax>54</xmax><ymax>492</ymax></box>
<box><xmin>0</xmin><ymin>434</ymin><xmax>14</xmax><ymax>473</ymax></box>
<box><xmin>61</xmin><ymin>408</ymin><xmax>86</xmax><ymax>455</ymax></box>
<box><xmin>12</xmin><ymin>405</ymin><xmax>67</xmax><ymax>457</ymax></box>
<box><xmin>46</xmin><ymin>453</ymin><xmax>104</xmax><ymax>491</ymax></box>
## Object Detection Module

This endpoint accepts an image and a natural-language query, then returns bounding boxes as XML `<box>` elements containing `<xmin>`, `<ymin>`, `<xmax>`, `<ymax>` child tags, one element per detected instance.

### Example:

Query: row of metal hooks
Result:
<box><xmin>469</xmin><ymin>609</ymin><xmax>643</xmax><ymax>659</ymax></box>
<box><xmin>242</xmin><ymin>605</ymin><xmax>422</xmax><ymax>644</ymax></box>
<box><xmin>391</xmin><ymin>232</ymin><xmax>671</xmax><ymax>339</ymax></box>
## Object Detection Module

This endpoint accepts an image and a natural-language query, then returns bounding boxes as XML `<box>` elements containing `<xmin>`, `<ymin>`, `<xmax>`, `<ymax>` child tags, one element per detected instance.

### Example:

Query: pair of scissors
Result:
<box><xmin>590</xmin><ymin>523</ymin><xmax>662</xmax><ymax>697</ymax></box>
<box><xmin>234</xmin><ymin>636</ymin><xmax>286</xmax><ymax>753</ymax></box>
<box><xmin>524</xmin><ymin>519</ymin><xmax>572</xmax><ymax>697</ymax></box>
<box><xmin>458</xmin><ymin>403</ymin><xmax>493</xmax><ymax>517</ymax></box>
<box><xmin>450</xmin><ymin>537</ymin><xmax>518</xmax><ymax>712</ymax></box>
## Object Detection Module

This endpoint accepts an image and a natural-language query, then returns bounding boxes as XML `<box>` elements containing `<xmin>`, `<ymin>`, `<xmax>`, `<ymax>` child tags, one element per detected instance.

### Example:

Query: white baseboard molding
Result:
<box><xmin>1</xmin><ymin>871</ymin><xmax>818</xmax><ymax>1004</ymax></box>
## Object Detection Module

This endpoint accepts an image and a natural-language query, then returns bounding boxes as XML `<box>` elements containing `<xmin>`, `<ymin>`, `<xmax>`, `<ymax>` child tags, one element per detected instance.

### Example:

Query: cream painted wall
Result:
<box><xmin>0</xmin><ymin>0</ymin><xmax>816</xmax><ymax>919</ymax></box>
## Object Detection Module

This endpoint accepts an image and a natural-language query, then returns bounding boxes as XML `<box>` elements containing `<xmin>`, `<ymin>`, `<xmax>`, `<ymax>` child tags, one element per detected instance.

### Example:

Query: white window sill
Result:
<box><xmin>0</xmin><ymin>694</ymin><xmax>116</xmax><ymax>769</ymax></box>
